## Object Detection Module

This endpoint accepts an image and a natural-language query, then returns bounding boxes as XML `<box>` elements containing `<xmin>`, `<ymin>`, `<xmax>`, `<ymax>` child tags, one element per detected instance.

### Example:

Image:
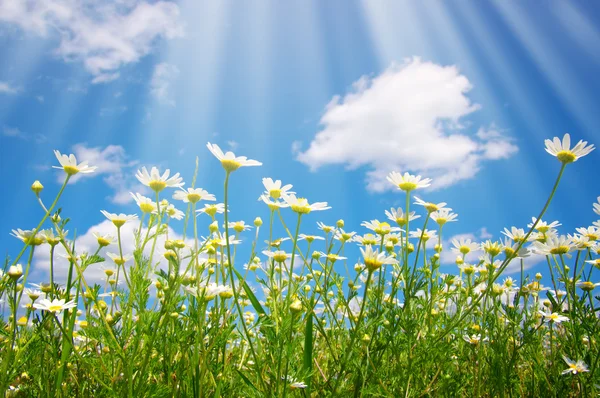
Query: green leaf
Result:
<box><xmin>304</xmin><ymin>309</ymin><xmax>314</xmax><ymax>373</ymax></box>
<box><xmin>235</xmin><ymin>368</ymin><xmax>258</xmax><ymax>392</ymax></box>
<box><xmin>234</xmin><ymin>269</ymin><xmax>266</xmax><ymax>316</ymax></box>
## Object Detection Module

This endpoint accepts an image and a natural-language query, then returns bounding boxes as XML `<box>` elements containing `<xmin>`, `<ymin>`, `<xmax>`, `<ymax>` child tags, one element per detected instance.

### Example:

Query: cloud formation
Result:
<box><xmin>150</xmin><ymin>62</ymin><xmax>179</xmax><ymax>106</ymax></box>
<box><xmin>0</xmin><ymin>81</ymin><xmax>18</xmax><ymax>94</ymax></box>
<box><xmin>0</xmin><ymin>0</ymin><xmax>184</xmax><ymax>83</ymax></box>
<box><xmin>296</xmin><ymin>58</ymin><xmax>518</xmax><ymax>192</ymax></box>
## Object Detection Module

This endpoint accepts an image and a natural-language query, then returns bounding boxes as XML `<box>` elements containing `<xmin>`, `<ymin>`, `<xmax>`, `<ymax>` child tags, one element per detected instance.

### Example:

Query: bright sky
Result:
<box><xmin>1</xmin><ymin>0</ymin><xmax>599</xmax><ymax>286</ymax></box>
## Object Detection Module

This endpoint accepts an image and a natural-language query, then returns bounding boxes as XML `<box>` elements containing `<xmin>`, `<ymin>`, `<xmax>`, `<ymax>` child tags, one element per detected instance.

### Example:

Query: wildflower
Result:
<box><xmin>451</xmin><ymin>238</ymin><xmax>479</xmax><ymax>256</ymax></box>
<box><xmin>385</xmin><ymin>207</ymin><xmax>420</xmax><ymax>226</ymax></box>
<box><xmin>481</xmin><ymin>240</ymin><xmax>502</xmax><ymax>257</ymax></box>
<box><xmin>594</xmin><ymin>196</ymin><xmax>600</xmax><ymax>216</ymax></box>
<box><xmin>532</xmin><ymin>235</ymin><xmax>574</xmax><ymax>256</ymax></box>
<box><xmin>575</xmin><ymin>226</ymin><xmax>600</xmax><ymax>241</ymax></box>
<box><xmin>410</xmin><ymin>228</ymin><xmax>437</xmax><ymax>242</ymax></box>
<box><xmin>53</xmin><ymin>150</ymin><xmax>97</xmax><ymax>175</ymax></box>
<box><xmin>414</xmin><ymin>196</ymin><xmax>449</xmax><ymax>213</ymax></box>
<box><xmin>290</xmin><ymin>381</ymin><xmax>307</xmax><ymax>389</ymax></box>
<box><xmin>165</xmin><ymin>204</ymin><xmax>184</xmax><ymax>220</ymax></box>
<box><xmin>40</xmin><ymin>229</ymin><xmax>62</xmax><ymax>246</ymax></box>
<box><xmin>544</xmin><ymin>133</ymin><xmax>594</xmax><ymax>164</ymax></box>
<box><xmin>561</xmin><ymin>356</ymin><xmax>589</xmax><ymax>375</ymax></box>
<box><xmin>228</xmin><ymin>221</ymin><xmax>252</xmax><ymax>233</ymax></box>
<box><xmin>254</xmin><ymin>217</ymin><xmax>262</xmax><ymax>227</ymax></box>
<box><xmin>196</xmin><ymin>203</ymin><xmax>226</xmax><ymax>217</ymax></box>
<box><xmin>320</xmin><ymin>253</ymin><xmax>347</xmax><ymax>263</ymax></box>
<box><xmin>290</xmin><ymin>299</ymin><xmax>303</xmax><ymax>313</ymax></box>
<box><xmin>263</xmin><ymin>250</ymin><xmax>291</xmax><ymax>263</ymax></box>
<box><xmin>173</xmin><ymin>187</ymin><xmax>215</xmax><ymax>204</ymax></box>
<box><xmin>93</xmin><ymin>232</ymin><xmax>114</xmax><ymax>247</ymax></box>
<box><xmin>334</xmin><ymin>229</ymin><xmax>356</xmax><ymax>242</ymax></box>
<box><xmin>298</xmin><ymin>234</ymin><xmax>325</xmax><ymax>243</ymax></box>
<box><xmin>502</xmin><ymin>238</ymin><xmax>530</xmax><ymax>258</ymax></box>
<box><xmin>430</xmin><ymin>209</ymin><xmax>458</xmax><ymax>226</ymax></box>
<box><xmin>24</xmin><ymin>288</ymin><xmax>42</xmax><ymax>300</ymax></box>
<box><xmin>362</xmin><ymin>220</ymin><xmax>398</xmax><ymax>236</ymax></box>
<box><xmin>100</xmin><ymin>211</ymin><xmax>138</xmax><ymax>228</ymax></box>
<box><xmin>135</xmin><ymin>166</ymin><xmax>183</xmax><ymax>192</ymax></box>
<box><xmin>360</xmin><ymin>245</ymin><xmax>398</xmax><ymax>272</ymax></box>
<box><xmin>283</xmin><ymin>195</ymin><xmax>330</xmax><ymax>214</ymax></box>
<box><xmin>463</xmin><ymin>334</ymin><xmax>488</xmax><ymax>345</ymax></box>
<box><xmin>206</xmin><ymin>142</ymin><xmax>262</xmax><ymax>172</ymax></box>
<box><xmin>10</xmin><ymin>229</ymin><xmax>45</xmax><ymax>246</ymax></box>
<box><xmin>106</xmin><ymin>252</ymin><xmax>133</xmax><ymax>266</ymax></box>
<box><xmin>386</xmin><ymin>171</ymin><xmax>432</xmax><ymax>192</ymax></box>
<box><xmin>577</xmin><ymin>281</ymin><xmax>600</xmax><ymax>292</ymax></box>
<box><xmin>261</xmin><ymin>178</ymin><xmax>294</xmax><ymax>200</ymax></box>
<box><xmin>502</xmin><ymin>227</ymin><xmax>529</xmax><ymax>243</ymax></box>
<box><xmin>31</xmin><ymin>180</ymin><xmax>44</xmax><ymax>195</ymax></box>
<box><xmin>355</xmin><ymin>233</ymin><xmax>379</xmax><ymax>246</ymax></box>
<box><xmin>7</xmin><ymin>264</ymin><xmax>23</xmax><ymax>280</ymax></box>
<box><xmin>539</xmin><ymin>311</ymin><xmax>569</xmax><ymax>324</ymax></box>
<box><xmin>130</xmin><ymin>193</ymin><xmax>157</xmax><ymax>214</ymax></box>
<box><xmin>527</xmin><ymin>217</ymin><xmax>561</xmax><ymax>233</ymax></box>
<box><xmin>317</xmin><ymin>222</ymin><xmax>334</xmax><ymax>233</ymax></box>
<box><xmin>33</xmin><ymin>298</ymin><xmax>77</xmax><ymax>313</ymax></box>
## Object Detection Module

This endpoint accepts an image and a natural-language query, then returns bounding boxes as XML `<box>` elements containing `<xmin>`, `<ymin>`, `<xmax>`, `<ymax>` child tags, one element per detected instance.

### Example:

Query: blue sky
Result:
<box><xmin>1</xmin><ymin>0</ymin><xmax>600</xmax><ymax>285</ymax></box>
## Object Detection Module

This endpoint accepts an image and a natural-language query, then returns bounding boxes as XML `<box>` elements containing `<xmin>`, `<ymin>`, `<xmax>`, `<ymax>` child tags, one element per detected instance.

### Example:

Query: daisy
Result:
<box><xmin>10</xmin><ymin>229</ymin><xmax>45</xmax><ymax>246</ymax></box>
<box><xmin>53</xmin><ymin>150</ymin><xmax>97</xmax><ymax>175</ymax></box>
<box><xmin>298</xmin><ymin>234</ymin><xmax>325</xmax><ymax>243</ymax></box>
<box><xmin>430</xmin><ymin>209</ymin><xmax>458</xmax><ymax>226</ymax></box>
<box><xmin>100</xmin><ymin>211</ymin><xmax>138</xmax><ymax>228</ymax></box>
<box><xmin>93</xmin><ymin>232</ymin><xmax>115</xmax><ymax>247</ymax></box>
<box><xmin>130</xmin><ymin>193</ymin><xmax>157</xmax><ymax>214</ymax></box>
<box><xmin>7</xmin><ymin>264</ymin><xmax>23</xmax><ymax>279</ymax></box>
<box><xmin>409</xmin><ymin>228</ymin><xmax>437</xmax><ymax>242</ymax></box>
<box><xmin>40</xmin><ymin>229</ymin><xmax>62</xmax><ymax>246</ymax></box>
<box><xmin>414</xmin><ymin>196</ymin><xmax>450</xmax><ymax>213</ymax></box>
<box><xmin>463</xmin><ymin>334</ymin><xmax>488</xmax><ymax>345</ymax></box>
<box><xmin>261</xmin><ymin>178</ymin><xmax>294</xmax><ymax>200</ymax></box>
<box><xmin>283</xmin><ymin>195</ymin><xmax>330</xmax><ymax>214</ymax></box>
<box><xmin>544</xmin><ymin>133</ymin><xmax>594</xmax><ymax>164</ymax></box>
<box><xmin>334</xmin><ymin>229</ymin><xmax>357</xmax><ymax>242</ymax></box>
<box><xmin>532</xmin><ymin>235</ymin><xmax>574</xmax><ymax>256</ymax></box>
<box><xmin>594</xmin><ymin>197</ymin><xmax>600</xmax><ymax>216</ymax></box>
<box><xmin>502</xmin><ymin>227</ymin><xmax>529</xmax><ymax>243</ymax></box>
<box><xmin>577</xmin><ymin>281</ymin><xmax>600</xmax><ymax>292</ymax></box>
<box><xmin>539</xmin><ymin>310</ymin><xmax>569</xmax><ymax>324</ymax></box>
<box><xmin>355</xmin><ymin>234</ymin><xmax>379</xmax><ymax>246</ymax></box>
<box><xmin>362</xmin><ymin>220</ymin><xmax>399</xmax><ymax>236</ymax></box>
<box><xmin>451</xmin><ymin>238</ymin><xmax>479</xmax><ymax>256</ymax></box>
<box><xmin>317</xmin><ymin>222</ymin><xmax>335</xmax><ymax>233</ymax></box>
<box><xmin>165</xmin><ymin>204</ymin><xmax>184</xmax><ymax>220</ymax></box>
<box><xmin>385</xmin><ymin>207</ymin><xmax>420</xmax><ymax>226</ymax></box>
<box><xmin>135</xmin><ymin>166</ymin><xmax>184</xmax><ymax>192</ymax></box>
<box><xmin>196</xmin><ymin>203</ymin><xmax>226</xmax><ymax>217</ymax></box>
<box><xmin>527</xmin><ymin>217</ymin><xmax>561</xmax><ymax>233</ymax></box>
<box><xmin>263</xmin><ymin>250</ymin><xmax>291</xmax><ymax>263</ymax></box>
<box><xmin>106</xmin><ymin>252</ymin><xmax>133</xmax><ymax>266</ymax></box>
<box><xmin>206</xmin><ymin>142</ymin><xmax>262</xmax><ymax>172</ymax></box>
<box><xmin>259</xmin><ymin>194</ymin><xmax>290</xmax><ymax>210</ymax></box>
<box><xmin>575</xmin><ymin>226</ymin><xmax>600</xmax><ymax>241</ymax></box>
<box><xmin>320</xmin><ymin>252</ymin><xmax>347</xmax><ymax>263</ymax></box>
<box><xmin>360</xmin><ymin>245</ymin><xmax>398</xmax><ymax>272</ymax></box>
<box><xmin>33</xmin><ymin>298</ymin><xmax>77</xmax><ymax>314</ymax></box>
<box><xmin>561</xmin><ymin>356</ymin><xmax>589</xmax><ymax>375</ymax></box>
<box><xmin>173</xmin><ymin>187</ymin><xmax>215</xmax><ymax>204</ymax></box>
<box><xmin>386</xmin><ymin>171</ymin><xmax>432</xmax><ymax>192</ymax></box>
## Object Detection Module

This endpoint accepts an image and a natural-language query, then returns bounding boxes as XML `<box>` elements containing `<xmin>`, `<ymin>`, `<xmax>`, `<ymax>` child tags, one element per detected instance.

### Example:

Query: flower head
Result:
<box><xmin>544</xmin><ymin>133</ymin><xmax>594</xmax><ymax>164</ymax></box>
<box><xmin>173</xmin><ymin>187</ymin><xmax>215</xmax><ymax>204</ymax></box>
<box><xmin>135</xmin><ymin>166</ymin><xmax>183</xmax><ymax>192</ymax></box>
<box><xmin>100</xmin><ymin>211</ymin><xmax>138</xmax><ymax>228</ymax></box>
<box><xmin>33</xmin><ymin>298</ymin><xmax>77</xmax><ymax>313</ymax></box>
<box><xmin>360</xmin><ymin>245</ymin><xmax>398</xmax><ymax>272</ymax></box>
<box><xmin>196</xmin><ymin>203</ymin><xmax>226</xmax><ymax>217</ymax></box>
<box><xmin>207</xmin><ymin>142</ymin><xmax>262</xmax><ymax>172</ymax></box>
<box><xmin>53</xmin><ymin>150</ymin><xmax>97</xmax><ymax>175</ymax></box>
<box><xmin>385</xmin><ymin>207</ymin><xmax>420</xmax><ymax>226</ymax></box>
<box><xmin>430</xmin><ymin>209</ymin><xmax>458</xmax><ymax>226</ymax></box>
<box><xmin>11</xmin><ymin>229</ymin><xmax>45</xmax><ymax>246</ymax></box>
<box><xmin>261</xmin><ymin>178</ymin><xmax>294</xmax><ymax>200</ymax></box>
<box><xmin>561</xmin><ymin>356</ymin><xmax>589</xmax><ymax>375</ymax></box>
<box><xmin>387</xmin><ymin>172</ymin><xmax>432</xmax><ymax>192</ymax></box>
<box><xmin>283</xmin><ymin>195</ymin><xmax>330</xmax><ymax>214</ymax></box>
<box><xmin>539</xmin><ymin>310</ymin><xmax>569</xmax><ymax>324</ymax></box>
<box><xmin>130</xmin><ymin>193</ymin><xmax>157</xmax><ymax>214</ymax></box>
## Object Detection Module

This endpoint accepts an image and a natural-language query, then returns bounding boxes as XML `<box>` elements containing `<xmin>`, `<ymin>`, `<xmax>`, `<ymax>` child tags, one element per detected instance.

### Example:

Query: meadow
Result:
<box><xmin>1</xmin><ymin>133</ymin><xmax>599</xmax><ymax>397</ymax></box>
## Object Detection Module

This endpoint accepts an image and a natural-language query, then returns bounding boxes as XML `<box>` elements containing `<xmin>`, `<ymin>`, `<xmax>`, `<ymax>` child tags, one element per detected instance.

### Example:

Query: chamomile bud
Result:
<box><xmin>31</xmin><ymin>180</ymin><xmax>44</xmax><ymax>195</ymax></box>
<box><xmin>254</xmin><ymin>217</ymin><xmax>263</xmax><ymax>227</ymax></box>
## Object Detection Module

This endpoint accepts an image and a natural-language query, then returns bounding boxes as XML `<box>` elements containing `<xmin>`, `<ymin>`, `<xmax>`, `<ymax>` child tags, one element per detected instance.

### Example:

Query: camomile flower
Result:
<box><xmin>261</xmin><ymin>178</ymin><xmax>294</xmax><ymax>200</ymax></box>
<box><xmin>585</xmin><ymin>258</ymin><xmax>600</xmax><ymax>269</ymax></box>
<box><xmin>570</xmin><ymin>234</ymin><xmax>594</xmax><ymax>249</ymax></box>
<box><xmin>414</xmin><ymin>196</ymin><xmax>450</xmax><ymax>213</ymax></box>
<box><xmin>527</xmin><ymin>217</ymin><xmax>561</xmax><ymax>233</ymax></box>
<box><xmin>362</xmin><ymin>220</ymin><xmax>399</xmax><ymax>236</ymax></box>
<box><xmin>40</xmin><ymin>229</ymin><xmax>63</xmax><ymax>246</ymax></box>
<box><xmin>135</xmin><ymin>166</ymin><xmax>184</xmax><ymax>192</ymax></box>
<box><xmin>298</xmin><ymin>234</ymin><xmax>325</xmax><ymax>243</ymax></box>
<box><xmin>259</xmin><ymin>194</ymin><xmax>290</xmax><ymax>210</ymax></box>
<box><xmin>463</xmin><ymin>334</ymin><xmax>488</xmax><ymax>345</ymax></box>
<box><xmin>196</xmin><ymin>203</ymin><xmax>226</xmax><ymax>217</ymax></box>
<box><xmin>130</xmin><ymin>193</ymin><xmax>157</xmax><ymax>214</ymax></box>
<box><xmin>227</xmin><ymin>221</ymin><xmax>252</xmax><ymax>233</ymax></box>
<box><xmin>93</xmin><ymin>232</ymin><xmax>115</xmax><ymax>247</ymax></box>
<box><xmin>594</xmin><ymin>196</ymin><xmax>600</xmax><ymax>216</ymax></box>
<box><xmin>320</xmin><ymin>252</ymin><xmax>347</xmax><ymax>262</ymax></box>
<box><xmin>334</xmin><ymin>229</ymin><xmax>356</xmax><ymax>242</ymax></box>
<box><xmin>575</xmin><ymin>226</ymin><xmax>600</xmax><ymax>241</ymax></box>
<box><xmin>206</xmin><ymin>142</ymin><xmax>262</xmax><ymax>172</ymax></box>
<box><xmin>317</xmin><ymin>222</ymin><xmax>335</xmax><ymax>233</ymax></box>
<box><xmin>532</xmin><ymin>235</ymin><xmax>575</xmax><ymax>256</ymax></box>
<box><xmin>502</xmin><ymin>227</ymin><xmax>529</xmax><ymax>243</ymax></box>
<box><xmin>289</xmin><ymin>380</ymin><xmax>307</xmax><ymax>390</ymax></box>
<box><xmin>263</xmin><ymin>250</ymin><xmax>291</xmax><ymax>263</ymax></box>
<box><xmin>24</xmin><ymin>288</ymin><xmax>43</xmax><ymax>301</ymax></box>
<box><xmin>410</xmin><ymin>228</ymin><xmax>437</xmax><ymax>242</ymax></box>
<box><xmin>283</xmin><ymin>195</ymin><xmax>330</xmax><ymax>214</ymax></box>
<box><xmin>430</xmin><ymin>209</ymin><xmax>458</xmax><ymax>226</ymax></box>
<box><xmin>11</xmin><ymin>229</ymin><xmax>45</xmax><ymax>246</ymax></box>
<box><xmin>265</xmin><ymin>237</ymin><xmax>291</xmax><ymax>248</ymax></box>
<box><xmin>213</xmin><ymin>236</ymin><xmax>241</xmax><ymax>247</ymax></box>
<box><xmin>577</xmin><ymin>281</ymin><xmax>600</xmax><ymax>292</ymax></box>
<box><xmin>539</xmin><ymin>310</ymin><xmax>569</xmax><ymax>324</ymax></box>
<box><xmin>173</xmin><ymin>187</ymin><xmax>215</xmax><ymax>204</ymax></box>
<box><xmin>385</xmin><ymin>207</ymin><xmax>421</xmax><ymax>226</ymax></box>
<box><xmin>502</xmin><ymin>238</ymin><xmax>530</xmax><ymax>258</ymax></box>
<box><xmin>106</xmin><ymin>252</ymin><xmax>133</xmax><ymax>266</ymax></box>
<box><xmin>355</xmin><ymin>234</ymin><xmax>379</xmax><ymax>246</ymax></box>
<box><xmin>53</xmin><ymin>150</ymin><xmax>97</xmax><ymax>175</ymax></box>
<box><xmin>165</xmin><ymin>204</ymin><xmax>184</xmax><ymax>220</ymax></box>
<box><xmin>360</xmin><ymin>245</ymin><xmax>398</xmax><ymax>272</ymax></box>
<box><xmin>100</xmin><ymin>211</ymin><xmax>138</xmax><ymax>228</ymax></box>
<box><xmin>561</xmin><ymin>357</ymin><xmax>589</xmax><ymax>375</ymax></box>
<box><xmin>544</xmin><ymin>133</ymin><xmax>595</xmax><ymax>164</ymax></box>
<box><xmin>451</xmin><ymin>238</ymin><xmax>479</xmax><ymax>256</ymax></box>
<box><xmin>33</xmin><ymin>298</ymin><xmax>77</xmax><ymax>313</ymax></box>
<box><xmin>386</xmin><ymin>171</ymin><xmax>432</xmax><ymax>192</ymax></box>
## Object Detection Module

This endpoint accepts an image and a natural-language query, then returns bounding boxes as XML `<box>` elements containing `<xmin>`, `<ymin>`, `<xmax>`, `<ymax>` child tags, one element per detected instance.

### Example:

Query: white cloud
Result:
<box><xmin>0</xmin><ymin>1</ymin><xmax>184</xmax><ymax>83</ymax></box>
<box><xmin>227</xmin><ymin>140</ymin><xmax>238</xmax><ymax>151</ymax></box>
<box><xmin>58</xmin><ymin>143</ymin><xmax>147</xmax><ymax>204</ymax></box>
<box><xmin>2</xmin><ymin>125</ymin><xmax>46</xmax><ymax>143</ymax></box>
<box><xmin>296</xmin><ymin>58</ymin><xmax>518</xmax><ymax>192</ymax></box>
<box><xmin>150</xmin><ymin>62</ymin><xmax>179</xmax><ymax>106</ymax></box>
<box><xmin>0</xmin><ymin>81</ymin><xmax>18</xmax><ymax>94</ymax></box>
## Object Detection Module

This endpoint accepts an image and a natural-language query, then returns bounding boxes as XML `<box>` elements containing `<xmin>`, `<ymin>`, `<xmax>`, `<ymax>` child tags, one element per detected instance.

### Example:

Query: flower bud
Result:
<box><xmin>336</xmin><ymin>219</ymin><xmax>344</xmax><ymax>228</ymax></box>
<box><xmin>31</xmin><ymin>180</ymin><xmax>44</xmax><ymax>195</ymax></box>
<box><xmin>254</xmin><ymin>217</ymin><xmax>263</xmax><ymax>227</ymax></box>
<box><xmin>8</xmin><ymin>264</ymin><xmax>23</xmax><ymax>281</ymax></box>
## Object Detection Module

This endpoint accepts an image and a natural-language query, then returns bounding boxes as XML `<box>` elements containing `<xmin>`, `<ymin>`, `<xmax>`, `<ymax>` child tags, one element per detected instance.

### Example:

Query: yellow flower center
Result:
<box><xmin>205</xmin><ymin>206</ymin><xmax>218</xmax><ymax>217</ymax></box>
<box><xmin>579</xmin><ymin>281</ymin><xmax>595</xmax><ymax>292</ymax></box>
<box><xmin>291</xmin><ymin>198</ymin><xmax>311</xmax><ymax>214</ymax></box>
<box><xmin>149</xmin><ymin>180</ymin><xmax>167</xmax><ymax>192</ymax></box>
<box><xmin>112</xmin><ymin>219</ymin><xmax>126</xmax><ymax>228</ymax></box>
<box><xmin>269</xmin><ymin>189</ymin><xmax>281</xmax><ymax>199</ymax></box>
<box><xmin>221</xmin><ymin>159</ymin><xmax>241</xmax><ymax>172</ymax></box>
<box><xmin>63</xmin><ymin>165</ymin><xmax>80</xmax><ymax>175</ymax></box>
<box><xmin>398</xmin><ymin>181</ymin><xmax>417</xmax><ymax>192</ymax></box>
<box><xmin>139</xmin><ymin>203</ymin><xmax>155</xmax><ymax>213</ymax></box>
<box><xmin>550</xmin><ymin>246</ymin><xmax>569</xmax><ymax>255</ymax></box>
<box><xmin>556</xmin><ymin>150</ymin><xmax>576</xmax><ymax>164</ymax></box>
<box><xmin>273</xmin><ymin>252</ymin><xmax>288</xmax><ymax>263</ymax></box>
<box><xmin>459</xmin><ymin>246</ymin><xmax>471</xmax><ymax>255</ymax></box>
<box><xmin>364</xmin><ymin>257</ymin><xmax>383</xmax><ymax>272</ymax></box>
<box><xmin>374</xmin><ymin>222</ymin><xmax>391</xmax><ymax>235</ymax></box>
<box><xmin>48</xmin><ymin>305</ymin><xmax>63</xmax><ymax>313</ymax></box>
<box><xmin>187</xmin><ymin>193</ymin><xmax>202</xmax><ymax>203</ymax></box>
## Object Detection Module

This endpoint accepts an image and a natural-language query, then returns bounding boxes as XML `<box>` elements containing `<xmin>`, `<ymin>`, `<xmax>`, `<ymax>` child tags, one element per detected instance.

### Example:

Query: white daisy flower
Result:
<box><xmin>130</xmin><ymin>193</ymin><xmax>157</xmax><ymax>214</ymax></box>
<box><xmin>386</xmin><ymin>171</ymin><xmax>432</xmax><ymax>192</ymax></box>
<box><xmin>173</xmin><ymin>187</ymin><xmax>215</xmax><ymax>204</ymax></box>
<box><xmin>561</xmin><ymin>356</ymin><xmax>589</xmax><ymax>375</ymax></box>
<box><xmin>414</xmin><ymin>196</ymin><xmax>450</xmax><ymax>213</ymax></box>
<box><xmin>532</xmin><ymin>235</ymin><xmax>574</xmax><ymax>256</ymax></box>
<box><xmin>165</xmin><ymin>204</ymin><xmax>184</xmax><ymax>220</ymax></box>
<box><xmin>283</xmin><ymin>194</ymin><xmax>330</xmax><ymax>214</ymax></box>
<box><xmin>430</xmin><ymin>209</ymin><xmax>458</xmax><ymax>226</ymax></box>
<box><xmin>33</xmin><ymin>298</ymin><xmax>77</xmax><ymax>314</ymax></box>
<box><xmin>206</xmin><ymin>142</ymin><xmax>262</xmax><ymax>172</ymax></box>
<box><xmin>196</xmin><ymin>203</ymin><xmax>226</xmax><ymax>217</ymax></box>
<box><xmin>53</xmin><ymin>150</ymin><xmax>97</xmax><ymax>175</ymax></box>
<box><xmin>261</xmin><ymin>178</ymin><xmax>294</xmax><ymax>200</ymax></box>
<box><xmin>360</xmin><ymin>245</ymin><xmax>398</xmax><ymax>272</ymax></box>
<box><xmin>10</xmin><ymin>229</ymin><xmax>45</xmax><ymax>246</ymax></box>
<box><xmin>544</xmin><ymin>133</ymin><xmax>594</xmax><ymax>164</ymax></box>
<box><xmin>593</xmin><ymin>196</ymin><xmax>600</xmax><ymax>216</ymax></box>
<box><xmin>527</xmin><ymin>217</ymin><xmax>561</xmax><ymax>233</ymax></box>
<box><xmin>135</xmin><ymin>166</ymin><xmax>184</xmax><ymax>192</ymax></box>
<box><xmin>451</xmin><ymin>238</ymin><xmax>479</xmax><ymax>255</ymax></box>
<box><xmin>385</xmin><ymin>207</ymin><xmax>420</xmax><ymax>226</ymax></box>
<box><xmin>100</xmin><ymin>211</ymin><xmax>138</xmax><ymax>228</ymax></box>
